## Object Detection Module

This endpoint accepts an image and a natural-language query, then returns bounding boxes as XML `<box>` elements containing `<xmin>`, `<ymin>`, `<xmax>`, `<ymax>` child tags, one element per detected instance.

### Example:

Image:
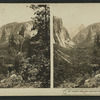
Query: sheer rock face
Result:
<box><xmin>53</xmin><ymin>16</ymin><xmax>75</xmax><ymax>48</ymax></box>
<box><xmin>19</xmin><ymin>22</ymin><xmax>38</xmax><ymax>38</ymax></box>
<box><xmin>72</xmin><ymin>22</ymin><xmax>100</xmax><ymax>47</ymax></box>
<box><xmin>0</xmin><ymin>21</ymin><xmax>38</xmax><ymax>51</ymax></box>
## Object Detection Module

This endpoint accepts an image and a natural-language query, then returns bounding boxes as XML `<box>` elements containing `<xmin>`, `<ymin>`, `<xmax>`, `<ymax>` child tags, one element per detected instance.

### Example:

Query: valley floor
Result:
<box><xmin>54</xmin><ymin>44</ymin><xmax>100</xmax><ymax>88</ymax></box>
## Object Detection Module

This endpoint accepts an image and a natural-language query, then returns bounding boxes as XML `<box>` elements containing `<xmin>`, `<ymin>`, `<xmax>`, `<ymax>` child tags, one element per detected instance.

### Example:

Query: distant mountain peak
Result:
<box><xmin>72</xmin><ymin>22</ymin><xmax>100</xmax><ymax>47</ymax></box>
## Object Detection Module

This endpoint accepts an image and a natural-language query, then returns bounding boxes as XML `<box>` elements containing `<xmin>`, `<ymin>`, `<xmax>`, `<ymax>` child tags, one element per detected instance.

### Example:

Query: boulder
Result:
<box><xmin>84</xmin><ymin>74</ymin><xmax>100</xmax><ymax>88</ymax></box>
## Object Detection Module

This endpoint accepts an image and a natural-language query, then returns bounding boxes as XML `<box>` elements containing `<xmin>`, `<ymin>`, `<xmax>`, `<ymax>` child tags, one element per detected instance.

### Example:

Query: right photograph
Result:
<box><xmin>53</xmin><ymin>4</ymin><xmax>100</xmax><ymax>88</ymax></box>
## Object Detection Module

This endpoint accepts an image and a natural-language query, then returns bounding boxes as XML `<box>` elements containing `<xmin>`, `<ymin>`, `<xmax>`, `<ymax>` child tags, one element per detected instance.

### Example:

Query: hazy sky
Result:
<box><xmin>51</xmin><ymin>4</ymin><xmax>100</xmax><ymax>38</ymax></box>
<box><xmin>0</xmin><ymin>4</ymin><xmax>34</xmax><ymax>27</ymax></box>
<box><xmin>1</xmin><ymin>4</ymin><xmax>100</xmax><ymax>38</ymax></box>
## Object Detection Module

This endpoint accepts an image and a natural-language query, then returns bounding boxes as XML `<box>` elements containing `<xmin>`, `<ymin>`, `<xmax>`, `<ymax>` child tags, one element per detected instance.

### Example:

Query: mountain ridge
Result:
<box><xmin>72</xmin><ymin>22</ymin><xmax>100</xmax><ymax>47</ymax></box>
<box><xmin>0</xmin><ymin>20</ymin><xmax>37</xmax><ymax>51</ymax></box>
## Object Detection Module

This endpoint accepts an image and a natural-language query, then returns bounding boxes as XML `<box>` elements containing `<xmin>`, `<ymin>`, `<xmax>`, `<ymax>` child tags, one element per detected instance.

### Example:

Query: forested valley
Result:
<box><xmin>54</xmin><ymin>16</ymin><xmax>100</xmax><ymax>88</ymax></box>
<box><xmin>0</xmin><ymin>4</ymin><xmax>50</xmax><ymax>88</ymax></box>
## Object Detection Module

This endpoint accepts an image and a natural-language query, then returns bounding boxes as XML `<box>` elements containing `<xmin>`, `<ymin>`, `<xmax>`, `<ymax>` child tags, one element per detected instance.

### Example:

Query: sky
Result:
<box><xmin>0</xmin><ymin>4</ymin><xmax>34</xmax><ymax>27</ymax></box>
<box><xmin>51</xmin><ymin>4</ymin><xmax>100</xmax><ymax>38</ymax></box>
<box><xmin>1</xmin><ymin>4</ymin><xmax>100</xmax><ymax>38</ymax></box>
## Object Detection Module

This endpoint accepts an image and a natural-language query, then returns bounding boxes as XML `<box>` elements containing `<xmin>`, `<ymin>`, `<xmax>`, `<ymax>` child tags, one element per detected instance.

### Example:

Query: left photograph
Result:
<box><xmin>0</xmin><ymin>4</ymin><xmax>50</xmax><ymax>88</ymax></box>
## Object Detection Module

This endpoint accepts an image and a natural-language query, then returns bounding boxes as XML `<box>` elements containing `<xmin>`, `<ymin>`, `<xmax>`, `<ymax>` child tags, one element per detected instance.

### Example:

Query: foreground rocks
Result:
<box><xmin>84</xmin><ymin>74</ymin><xmax>100</xmax><ymax>88</ymax></box>
<box><xmin>0</xmin><ymin>74</ymin><xmax>23</xmax><ymax>88</ymax></box>
<box><xmin>0</xmin><ymin>73</ymin><xmax>41</xmax><ymax>88</ymax></box>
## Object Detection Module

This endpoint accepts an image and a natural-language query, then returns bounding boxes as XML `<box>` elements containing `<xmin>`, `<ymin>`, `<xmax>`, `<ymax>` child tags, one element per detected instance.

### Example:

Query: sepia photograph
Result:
<box><xmin>0</xmin><ymin>4</ymin><xmax>50</xmax><ymax>88</ymax></box>
<box><xmin>1</xmin><ymin>3</ymin><xmax>100</xmax><ymax>96</ymax></box>
<box><xmin>53</xmin><ymin>4</ymin><xmax>100</xmax><ymax>88</ymax></box>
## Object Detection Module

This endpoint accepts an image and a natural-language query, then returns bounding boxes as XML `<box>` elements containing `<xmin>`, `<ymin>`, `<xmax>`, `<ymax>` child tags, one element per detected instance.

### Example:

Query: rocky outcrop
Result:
<box><xmin>0</xmin><ymin>74</ymin><xmax>23</xmax><ymax>88</ymax></box>
<box><xmin>0</xmin><ymin>21</ymin><xmax>38</xmax><ymax>52</ymax></box>
<box><xmin>53</xmin><ymin>16</ymin><xmax>75</xmax><ymax>48</ymax></box>
<box><xmin>84</xmin><ymin>74</ymin><xmax>100</xmax><ymax>88</ymax></box>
